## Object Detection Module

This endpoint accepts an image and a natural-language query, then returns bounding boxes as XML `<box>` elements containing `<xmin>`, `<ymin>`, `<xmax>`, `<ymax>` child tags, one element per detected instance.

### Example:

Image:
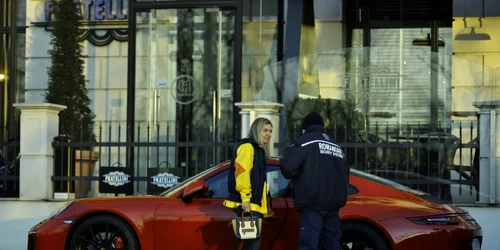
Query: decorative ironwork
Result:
<box><xmin>77</xmin><ymin>29</ymin><xmax>128</xmax><ymax>46</ymax></box>
<box><xmin>31</xmin><ymin>21</ymin><xmax>129</xmax><ymax>47</ymax></box>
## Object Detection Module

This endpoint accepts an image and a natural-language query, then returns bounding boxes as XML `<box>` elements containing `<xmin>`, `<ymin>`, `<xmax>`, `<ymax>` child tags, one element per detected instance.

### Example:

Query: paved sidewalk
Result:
<box><xmin>0</xmin><ymin>201</ymin><xmax>65</xmax><ymax>250</ymax></box>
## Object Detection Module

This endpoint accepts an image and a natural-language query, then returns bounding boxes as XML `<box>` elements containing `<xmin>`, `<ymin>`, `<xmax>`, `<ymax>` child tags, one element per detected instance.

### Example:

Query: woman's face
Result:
<box><xmin>261</xmin><ymin>124</ymin><xmax>273</xmax><ymax>145</ymax></box>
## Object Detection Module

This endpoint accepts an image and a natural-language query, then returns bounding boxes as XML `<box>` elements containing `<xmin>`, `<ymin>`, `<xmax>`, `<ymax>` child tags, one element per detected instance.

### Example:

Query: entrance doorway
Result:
<box><xmin>131</xmin><ymin>4</ymin><xmax>241</xmax><ymax>190</ymax></box>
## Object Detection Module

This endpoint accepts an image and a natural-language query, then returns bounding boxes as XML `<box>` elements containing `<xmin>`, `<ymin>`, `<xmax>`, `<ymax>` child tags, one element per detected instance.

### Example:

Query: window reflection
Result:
<box><xmin>0</xmin><ymin>33</ymin><xmax>8</xmax><ymax>141</ymax></box>
<box><xmin>291</xmin><ymin>26</ymin><xmax>455</xmax><ymax>130</ymax></box>
<box><xmin>241</xmin><ymin>0</ymin><xmax>280</xmax><ymax>103</ymax></box>
<box><xmin>1</xmin><ymin>0</ymin><xmax>24</xmax><ymax>138</ymax></box>
<box><xmin>17</xmin><ymin>0</ymin><xmax>26</xmax><ymax>26</ymax></box>
<box><xmin>278</xmin><ymin>5</ymin><xmax>500</xmax><ymax>204</ymax></box>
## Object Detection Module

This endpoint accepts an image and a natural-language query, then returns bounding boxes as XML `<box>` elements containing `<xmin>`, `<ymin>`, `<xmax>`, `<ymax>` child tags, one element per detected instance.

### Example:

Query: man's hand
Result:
<box><xmin>241</xmin><ymin>201</ymin><xmax>251</xmax><ymax>212</ymax></box>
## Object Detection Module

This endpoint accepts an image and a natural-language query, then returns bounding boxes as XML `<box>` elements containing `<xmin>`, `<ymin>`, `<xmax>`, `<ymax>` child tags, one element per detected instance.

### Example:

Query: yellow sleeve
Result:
<box><xmin>234</xmin><ymin>143</ymin><xmax>254</xmax><ymax>202</ymax></box>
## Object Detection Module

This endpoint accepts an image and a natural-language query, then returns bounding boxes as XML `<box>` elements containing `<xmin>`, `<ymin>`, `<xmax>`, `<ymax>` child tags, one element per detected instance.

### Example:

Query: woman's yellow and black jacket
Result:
<box><xmin>223</xmin><ymin>138</ymin><xmax>273</xmax><ymax>216</ymax></box>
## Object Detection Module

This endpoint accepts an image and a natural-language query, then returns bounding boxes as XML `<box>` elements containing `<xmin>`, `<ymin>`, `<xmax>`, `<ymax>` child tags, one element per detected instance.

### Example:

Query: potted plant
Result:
<box><xmin>45</xmin><ymin>0</ymin><xmax>98</xmax><ymax>199</ymax></box>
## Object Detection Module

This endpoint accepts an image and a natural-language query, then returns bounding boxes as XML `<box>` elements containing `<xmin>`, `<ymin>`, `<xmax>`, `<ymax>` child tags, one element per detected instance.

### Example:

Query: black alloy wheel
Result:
<box><xmin>340</xmin><ymin>222</ymin><xmax>390</xmax><ymax>250</ymax></box>
<box><xmin>69</xmin><ymin>215</ymin><xmax>139</xmax><ymax>250</ymax></box>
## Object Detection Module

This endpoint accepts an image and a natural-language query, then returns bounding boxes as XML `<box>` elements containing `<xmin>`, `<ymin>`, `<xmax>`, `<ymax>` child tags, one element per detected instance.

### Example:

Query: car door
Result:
<box><xmin>264</xmin><ymin>166</ymin><xmax>291</xmax><ymax>250</ymax></box>
<box><xmin>154</xmin><ymin>166</ymin><xmax>288</xmax><ymax>250</ymax></box>
<box><xmin>275</xmin><ymin>179</ymin><xmax>361</xmax><ymax>250</ymax></box>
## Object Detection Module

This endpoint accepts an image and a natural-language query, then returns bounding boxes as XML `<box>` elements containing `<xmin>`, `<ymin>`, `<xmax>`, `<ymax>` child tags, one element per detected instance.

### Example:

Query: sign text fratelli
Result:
<box><xmin>44</xmin><ymin>0</ymin><xmax>128</xmax><ymax>22</ymax></box>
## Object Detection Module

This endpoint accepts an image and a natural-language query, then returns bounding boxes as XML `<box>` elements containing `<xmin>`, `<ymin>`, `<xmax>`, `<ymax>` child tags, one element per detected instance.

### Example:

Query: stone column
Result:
<box><xmin>235</xmin><ymin>101</ymin><xmax>284</xmax><ymax>157</ymax></box>
<box><xmin>14</xmin><ymin>103</ymin><xmax>66</xmax><ymax>200</ymax></box>
<box><xmin>473</xmin><ymin>101</ymin><xmax>500</xmax><ymax>204</ymax></box>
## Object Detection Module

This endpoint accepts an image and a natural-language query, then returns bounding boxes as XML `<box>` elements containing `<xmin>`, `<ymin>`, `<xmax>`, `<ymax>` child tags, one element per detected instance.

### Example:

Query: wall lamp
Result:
<box><xmin>412</xmin><ymin>33</ymin><xmax>445</xmax><ymax>47</ymax></box>
<box><xmin>455</xmin><ymin>18</ymin><xmax>491</xmax><ymax>41</ymax></box>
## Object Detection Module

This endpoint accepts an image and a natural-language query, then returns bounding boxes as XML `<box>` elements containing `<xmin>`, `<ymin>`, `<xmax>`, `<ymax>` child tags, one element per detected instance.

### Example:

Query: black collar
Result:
<box><xmin>304</xmin><ymin>124</ymin><xmax>325</xmax><ymax>134</ymax></box>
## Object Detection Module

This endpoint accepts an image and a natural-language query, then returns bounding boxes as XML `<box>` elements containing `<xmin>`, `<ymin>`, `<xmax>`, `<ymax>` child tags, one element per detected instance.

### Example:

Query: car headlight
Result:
<box><xmin>48</xmin><ymin>201</ymin><xmax>74</xmax><ymax>219</ymax></box>
<box><xmin>407</xmin><ymin>215</ymin><xmax>460</xmax><ymax>225</ymax></box>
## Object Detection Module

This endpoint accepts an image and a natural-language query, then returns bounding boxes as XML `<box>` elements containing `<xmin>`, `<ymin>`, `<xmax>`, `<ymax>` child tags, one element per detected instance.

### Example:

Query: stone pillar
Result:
<box><xmin>235</xmin><ymin>101</ymin><xmax>284</xmax><ymax>157</ymax></box>
<box><xmin>473</xmin><ymin>101</ymin><xmax>500</xmax><ymax>204</ymax></box>
<box><xmin>14</xmin><ymin>103</ymin><xmax>66</xmax><ymax>200</ymax></box>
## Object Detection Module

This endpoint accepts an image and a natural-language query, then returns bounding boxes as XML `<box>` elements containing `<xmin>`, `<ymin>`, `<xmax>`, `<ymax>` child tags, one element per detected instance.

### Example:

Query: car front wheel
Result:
<box><xmin>340</xmin><ymin>222</ymin><xmax>390</xmax><ymax>250</ymax></box>
<box><xmin>68</xmin><ymin>215</ymin><xmax>139</xmax><ymax>250</ymax></box>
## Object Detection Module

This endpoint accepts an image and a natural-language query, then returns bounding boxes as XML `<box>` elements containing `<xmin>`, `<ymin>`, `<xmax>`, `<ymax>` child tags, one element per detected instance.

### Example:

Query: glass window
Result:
<box><xmin>266</xmin><ymin>165</ymin><xmax>291</xmax><ymax>198</ymax></box>
<box><xmin>0</xmin><ymin>33</ymin><xmax>8</xmax><ymax>140</ymax></box>
<box><xmin>16</xmin><ymin>33</ymin><xmax>25</xmax><ymax>105</ymax></box>
<box><xmin>205</xmin><ymin>170</ymin><xmax>230</xmax><ymax>198</ymax></box>
<box><xmin>133</xmin><ymin>8</ymin><xmax>237</xmax><ymax>187</ymax></box>
<box><xmin>241</xmin><ymin>0</ymin><xmax>280</xmax><ymax>103</ymax></box>
<box><xmin>0</xmin><ymin>2</ymin><xmax>7</xmax><ymax>27</ymax></box>
<box><xmin>17</xmin><ymin>0</ymin><xmax>26</xmax><ymax>26</ymax></box>
<box><xmin>203</xmin><ymin>165</ymin><xmax>292</xmax><ymax>199</ymax></box>
<box><xmin>161</xmin><ymin>164</ymin><xmax>222</xmax><ymax>197</ymax></box>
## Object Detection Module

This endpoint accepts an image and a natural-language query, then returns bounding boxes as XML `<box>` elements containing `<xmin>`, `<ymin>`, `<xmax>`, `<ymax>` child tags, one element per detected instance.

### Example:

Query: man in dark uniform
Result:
<box><xmin>280</xmin><ymin>112</ymin><xmax>350</xmax><ymax>250</ymax></box>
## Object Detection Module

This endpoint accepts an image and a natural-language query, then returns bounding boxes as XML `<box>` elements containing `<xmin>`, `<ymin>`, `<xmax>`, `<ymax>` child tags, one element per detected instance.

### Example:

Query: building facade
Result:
<box><xmin>1</xmin><ymin>0</ymin><xmax>500</xmax><ymax>199</ymax></box>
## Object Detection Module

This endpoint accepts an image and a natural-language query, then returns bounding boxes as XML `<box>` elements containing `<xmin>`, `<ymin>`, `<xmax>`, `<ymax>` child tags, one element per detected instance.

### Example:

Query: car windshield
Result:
<box><xmin>350</xmin><ymin>168</ymin><xmax>416</xmax><ymax>192</ymax></box>
<box><xmin>158</xmin><ymin>161</ymin><xmax>228</xmax><ymax>197</ymax></box>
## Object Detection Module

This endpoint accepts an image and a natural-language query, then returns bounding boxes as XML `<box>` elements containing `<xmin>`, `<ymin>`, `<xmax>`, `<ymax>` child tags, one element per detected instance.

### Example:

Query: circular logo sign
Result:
<box><xmin>192</xmin><ymin>50</ymin><xmax>203</xmax><ymax>61</ymax></box>
<box><xmin>171</xmin><ymin>75</ymin><xmax>199</xmax><ymax>105</ymax></box>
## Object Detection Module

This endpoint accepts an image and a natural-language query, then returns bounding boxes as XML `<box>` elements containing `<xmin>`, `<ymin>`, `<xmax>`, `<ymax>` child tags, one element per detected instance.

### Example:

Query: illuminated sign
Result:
<box><xmin>44</xmin><ymin>0</ymin><xmax>128</xmax><ymax>22</ymax></box>
<box><xmin>36</xmin><ymin>0</ymin><xmax>130</xmax><ymax>46</ymax></box>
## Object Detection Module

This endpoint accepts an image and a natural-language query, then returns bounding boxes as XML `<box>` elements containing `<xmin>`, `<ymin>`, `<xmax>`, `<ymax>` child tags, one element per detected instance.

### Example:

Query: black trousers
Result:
<box><xmin>298</xmin><ymin>210</ymin><xmax>342</xmax><ymax>250</ymax></box>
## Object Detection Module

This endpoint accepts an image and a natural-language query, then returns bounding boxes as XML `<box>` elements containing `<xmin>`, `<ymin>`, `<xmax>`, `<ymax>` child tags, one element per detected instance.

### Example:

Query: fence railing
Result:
<box><xmin>0</xmin><ymin>126</ymin><xmax>20</xmax><ymax>198</ymax></box>
<box><xmin>47</xmin><ymin>120</ymin><xmax>479</xmax><ymax>204</ymax></box>
<box><xmin>50</xmin><ymin>121</ymin><xmax>241</xmax><ymax>198</ymax></box>
<box><xmin>4</xmin><ymin>119</ymin><xmax>480</xmax><ymax>204</ymax></box>
<box><xmin>303</xmin><ymin>121</ymin><xmax>479</xmax><ymax>203</ymax></box>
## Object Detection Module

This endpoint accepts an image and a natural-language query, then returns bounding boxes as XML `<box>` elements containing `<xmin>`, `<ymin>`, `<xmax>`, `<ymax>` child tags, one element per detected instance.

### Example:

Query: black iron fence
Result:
<box><xmin>288</xmin><ymin>121</ymin><xmax>480</xmax><ymax>203</ymax></box>
<box><xmin>47</xmin><ymin>120</ymin><xmax>479</xmax><ymax>204</ymax></box>
<box><xmin>51</xmin><ymin>121</ymin><xmax>240</xmax><ymax>198</ymax></box>
<box><xmin>0</xmin><ymin>126</ymin><xmax>20</xmax><ymax>198</ymax></box>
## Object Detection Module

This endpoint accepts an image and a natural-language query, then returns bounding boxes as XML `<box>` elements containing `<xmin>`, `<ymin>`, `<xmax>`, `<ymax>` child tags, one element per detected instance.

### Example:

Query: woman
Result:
<box><xmin>224</xmin><ymin>117</ymin><xmax>274</xmax><ymax>250</ymax></box>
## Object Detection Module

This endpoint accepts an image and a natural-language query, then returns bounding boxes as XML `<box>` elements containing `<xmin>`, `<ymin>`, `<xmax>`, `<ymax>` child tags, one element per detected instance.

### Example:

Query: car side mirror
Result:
<box><xmin>181</xmin><ymin>180</ymin><xmax>209</xmax><ymax>203</ymax></box>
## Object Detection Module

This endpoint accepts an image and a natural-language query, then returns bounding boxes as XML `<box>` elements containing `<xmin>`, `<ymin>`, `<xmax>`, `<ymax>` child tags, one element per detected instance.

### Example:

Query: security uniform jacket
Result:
<box><xmin>280</xmin><ymin>125</ymin><xmax>350</xmax><ymax>212</ymax></box>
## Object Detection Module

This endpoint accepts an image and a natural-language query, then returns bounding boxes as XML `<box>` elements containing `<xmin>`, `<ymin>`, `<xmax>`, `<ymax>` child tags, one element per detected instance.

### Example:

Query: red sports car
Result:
<box><xmin>28</xmin><ymin>158</ymin><xmax>482</xmax><ymax>250</ymax></box>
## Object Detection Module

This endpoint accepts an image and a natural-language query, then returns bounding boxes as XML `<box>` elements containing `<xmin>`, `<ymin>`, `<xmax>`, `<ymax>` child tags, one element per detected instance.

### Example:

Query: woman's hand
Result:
<box><xmin>241</xmin><ymin>201</ymin><xmax>251</xmax><ymax>212</ymax></box>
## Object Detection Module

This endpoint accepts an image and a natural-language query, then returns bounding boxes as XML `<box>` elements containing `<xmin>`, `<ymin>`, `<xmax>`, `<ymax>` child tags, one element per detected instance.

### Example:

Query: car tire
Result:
<box><xmin>68</xmin><ymin>215</ymin><xmax>140</xmax><ymax>250</ymax></box>
<box><xmin>341</xmin><ymin>222</ymin><xmax>390</xmax><ymax>250</ymax></box>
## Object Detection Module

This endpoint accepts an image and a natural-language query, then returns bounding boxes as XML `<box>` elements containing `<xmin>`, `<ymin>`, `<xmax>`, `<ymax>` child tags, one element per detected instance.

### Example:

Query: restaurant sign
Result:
<box><xmin>343</xmin><ymin>65</ymin><xmax>401</xmax><ymax>100</ymax></box>
<box><xmin>44</xmin><ymin>0</ymin><xmax>128</xmax><ymax>21</ymax></box>
<box><xmin>33</xmin><ymin>0</ymin><xmax>129</xmax><ymax>46</ymax></box>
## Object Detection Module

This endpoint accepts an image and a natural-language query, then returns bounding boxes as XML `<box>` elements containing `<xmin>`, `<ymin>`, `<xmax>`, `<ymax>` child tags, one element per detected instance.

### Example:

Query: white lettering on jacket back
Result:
<box><xmin>318</xmin><ymin>142</ymin><xmax>344</xmax><ymax>158</ymax></box>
